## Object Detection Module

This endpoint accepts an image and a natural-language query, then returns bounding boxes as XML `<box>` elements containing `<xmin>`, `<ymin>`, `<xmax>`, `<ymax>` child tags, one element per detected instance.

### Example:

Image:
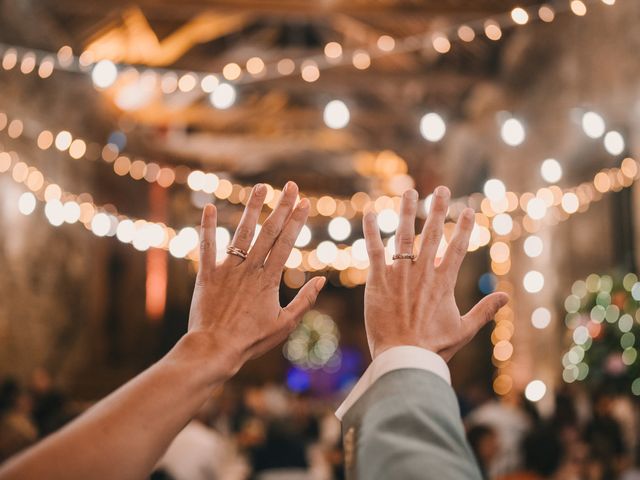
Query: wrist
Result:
<box><xmin>165</xmin><ymin>331</ymin><xmax>244</xmax><ymax>387</ymax></box>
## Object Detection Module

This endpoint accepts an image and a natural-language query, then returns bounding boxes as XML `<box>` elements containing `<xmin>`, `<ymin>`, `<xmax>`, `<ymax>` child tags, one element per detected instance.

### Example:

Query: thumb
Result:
<box><xmin>282</xmin><ymin>276</ymin><xmax>326</xmax><ymax>327</ymax></box>
<box><xmin>462</xmin><ymin>292</ymin><xmax>509</xmax><ymax>337</ymax></box>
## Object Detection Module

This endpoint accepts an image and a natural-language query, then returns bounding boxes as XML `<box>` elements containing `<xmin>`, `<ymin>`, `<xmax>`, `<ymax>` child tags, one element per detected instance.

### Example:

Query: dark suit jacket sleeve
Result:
<box><xmin>341</xmin><ymin>368</ymin><xmax>482</xmax><ymax>480</ymax></box>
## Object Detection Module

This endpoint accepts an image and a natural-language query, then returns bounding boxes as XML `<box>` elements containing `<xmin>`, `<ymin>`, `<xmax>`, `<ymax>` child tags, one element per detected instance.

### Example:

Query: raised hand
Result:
<box><xmin>362</xmin><ymin>186</ymin><xmax>508</xmax><ymax>361</ymax></box>
<box><xmin>188</xmin><ymin>181</ymin><xmax>326</xmax><ymax>374</ymax></box>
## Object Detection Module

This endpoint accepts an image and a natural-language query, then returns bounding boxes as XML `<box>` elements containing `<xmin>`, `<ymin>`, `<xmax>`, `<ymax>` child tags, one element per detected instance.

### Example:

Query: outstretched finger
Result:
<box><xmin>248</xmin><ymin>181</ymin><xmax>299</xmax><ymax>268</ymax></box>
<box><xmin>416</xmin><ymin>186</ymin><xmax>449</xmax><ymax>271</ymax></box>
<box><xmin>227</xmin><ymin>184</ymin><xmax>267</xmax><ymax>266</ymax></box>
<box><xmin>197</xmin><ymin>204</ymin><xmax>217</xmax><ymax>281</ymax></box>
<box><xmin>438</xmin><ymin>208</ymin><xmax>474</xmax><ymax>284</ymax></box>
<box><xmin>393</xmin><ymin>189</ymin><xmax>418</xmax><ymax>276</ymax></box>
<box><xmin>264</xmin><ymin>198</ymin><xmax>310</xmax><ymax>276</ymax></box>
<box><xmin>363</xmin><ymin>211</ymin><xmax>385</xmax><ymax>279</ymax></box>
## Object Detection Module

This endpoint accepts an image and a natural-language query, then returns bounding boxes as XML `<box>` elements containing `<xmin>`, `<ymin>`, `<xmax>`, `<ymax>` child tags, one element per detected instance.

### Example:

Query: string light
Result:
<box><xmin>603</xmin><ymin>130</ymin><xmax>625</xmax><ymax>155</ymax></box>
<box><xmin>500</xmin><ymin>117</ymin><xmax>526</xmax><ymax>146</ymax></box>
<box><xmin>581</xmin><ymin>111</ymin><xmax>605</xmax><ymax>138</ymax></box>
<box><xmin>323</xmin><ymin>100</ymin><xmax>350</xmax><ymax>129</ymax></box>
<box><xmin>0</xmin><ymin>0</ymin><xmax>613</xmax><ymax>113</ymax></box>
<box><xmin>540</xmin><ymin>158</ymin><xmax>563</xmax><ymax>183</ymax></box>
<box><xmin>419</xmin><ymin>113</ymin><xmax>446</xmax><ymax>142</ymax></box>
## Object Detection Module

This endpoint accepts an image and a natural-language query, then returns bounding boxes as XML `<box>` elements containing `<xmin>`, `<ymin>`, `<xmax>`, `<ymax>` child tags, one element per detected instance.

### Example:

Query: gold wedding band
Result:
<box><xmin>226</xmin><ymin>245</ymin><xmax>248</xmax><ymax>260</ymax></box>
<box><xmin>392</xmin><ymin>253</ymin><xmax>416</xmax><ymax>261</ymax></box>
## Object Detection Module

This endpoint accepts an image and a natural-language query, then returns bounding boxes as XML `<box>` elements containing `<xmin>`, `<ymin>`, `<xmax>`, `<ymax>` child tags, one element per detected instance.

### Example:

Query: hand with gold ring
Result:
<box><xmin>187</xmin><ymin>181</ymin><xmax>326</xmax><ymax>375</ymax></box>
<box><xmin>362</xmin><ymin>187</ymin><xmax>509</xmax><ymax>362</ymax></box>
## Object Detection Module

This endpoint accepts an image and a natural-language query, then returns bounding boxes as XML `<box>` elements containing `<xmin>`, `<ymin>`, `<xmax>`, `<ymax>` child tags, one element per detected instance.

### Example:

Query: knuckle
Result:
<box><xmin>425</xmin><ymin>227</ymin><xmax>442</xmax><ymax>244</ymax></box>
<box><xmin>261</xmin><ymin>221</ymin><xmax>280</xmax><ymax>238</ymax></box>
<box><xmin>398</xmin><ymin>235</ymin><xmax>414</xmax><ymax>249</ymax></box>
<box><xmin>280</xmin><ymin>234</ymin><xmax>296</xmax><ymax>250</ymax></box>
<box><xmin>450</xmin><ymin>241</ymin><xmax>467</xmax><ymax>257</ymax></box>
<box><xmin>236</xmin><ymin>225</ymin><xmax>253</xmax><ymax>242</ymax></box>
<box><xmin>368</xmin><ymin>245</ymin><xmax>385</xmax><ymax>259</ymax></box>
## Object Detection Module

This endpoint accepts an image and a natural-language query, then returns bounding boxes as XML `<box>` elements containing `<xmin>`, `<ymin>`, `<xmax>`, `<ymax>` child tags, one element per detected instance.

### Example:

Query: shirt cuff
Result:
<box><xmin>335</xmin><ymin>345</ymin><xmax>451</xmax><ymax>421</ymax></box>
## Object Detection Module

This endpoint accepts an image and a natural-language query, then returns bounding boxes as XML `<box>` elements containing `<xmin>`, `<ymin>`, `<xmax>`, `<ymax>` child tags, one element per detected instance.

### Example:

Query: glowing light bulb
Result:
<box><xmin>581</xmin><ymin>111</ymin><xmax>605</xmax><ymax>138</ymax></box>
<box><xmin>316</xmin><ymin>241</ymin><xmax>338</xmax><ymax>264</ymax></box>
<box><xmin>209</xmin><ymin>83</ymin><xmax>236</xmax><ymax>109</ymax></box>
<box><xmin>523</xmin><ymin>235</ymin><xmax>543</xmax><ymax>257</ymax></box>
<box><xmin>523</xmin><ymin>270</ymin><xmax>544</xmax><ymax>293</ymax></box>
<box><xmin>483</xmin><ymin>179</ymin><xmax>506</xmax><ymax>201</ymax></box>
<box><xmin>419</xmin><ymin>113</ymin><xmax>446</xmax><ymax>142</ymax></box>
<box><xmin>524</xmin><ymin>380</ymin><xmax>546</xmax><ymax>402</ymax></box>
<box><xmin>328</xmin><ymin>217</ymin><xmax>351</xmax><ymax>241</ymax></box>
<box><xmin>603</xmin><ymin>131</ymin><xmax>625</xmax><ymax>155</ymax></box>
<box><xmin>295</xmin><ymin>225</ymin><xmax>312</xmax><ymax>248</ymax></box>
<box><xmin>91</xmin><ymin>60</ymin><xmax>118</xmax><ymax>88</ymax></box>
<box><xmin>492</xmin><ymin>213</ymin><xmax>513</xmax><ymax>236</ymax></box>
<box><xmin>351</xmin><ymin>238</ymin><xmax>368</xmax><ymax>262</ymax></box>
<box><xmin>526</xmin><ymin>198</ymin><xmax>547</xmax><ymax>220</ymax></box>
<box><xmin>500</xmin><ymin>118</ymin><xmax>525</xmax><ymax>146</ymax></box>
<box><xmin>531</xmin><ymin>307</ymin><xmax>551</xmax><ymax>329</ymax></box>
<box><xmin>18</xmin><ymin>192</ymin><xmax>36</xmax><ymax>215</ymax></box>
<box><xmin>377</xmin><ymin>209</ymin><xmax>399</xmax><ymax>233</ymax></box>
<box><xmin>540</xmin><ymin>159</ymin><xmax>562</xmax><ymax>183</ymax></box>
<box><xmin>323</xmin><ymin>100</ymin><xmax>350</xmax><ymax>129</ymax></box>
<box><xmin>91</xmin><ymin>213</ymin><xmax>111</xmax><ymax>236</ymax></box>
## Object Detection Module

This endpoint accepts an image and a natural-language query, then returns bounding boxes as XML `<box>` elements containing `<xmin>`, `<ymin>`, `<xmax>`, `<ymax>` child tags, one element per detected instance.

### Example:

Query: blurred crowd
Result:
<box><xmin>1</xmin><ymin>371</ymin><xmax>639</xmax><ymax>480</ymax></box>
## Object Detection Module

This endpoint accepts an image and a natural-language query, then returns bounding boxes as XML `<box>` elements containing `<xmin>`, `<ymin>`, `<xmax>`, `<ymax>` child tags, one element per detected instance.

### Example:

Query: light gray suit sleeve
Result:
<box><xmin>341</xmin><ymin>368</ymin><xmax>482</xmax><ymax>480</ymax></box>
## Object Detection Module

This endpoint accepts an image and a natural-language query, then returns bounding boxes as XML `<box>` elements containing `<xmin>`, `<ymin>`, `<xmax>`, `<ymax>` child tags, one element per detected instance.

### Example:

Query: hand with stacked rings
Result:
<box><xmin>188</xmin><ymin>181</ymin><xmax>327</xmax><ymax>374</ymax></box>
<box><xmin>362</xmin><ymin>186</ymin><xmax>509</xmax><ymax>362</ymax></box>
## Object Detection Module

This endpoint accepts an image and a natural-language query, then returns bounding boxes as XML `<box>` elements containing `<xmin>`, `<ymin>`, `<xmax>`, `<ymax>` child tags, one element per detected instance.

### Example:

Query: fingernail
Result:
<box><xmin>406</xmin><ymin>189</ymin><xmax>418</xmax><ymax>200</ymax></box>
<box><xmin>463</xmin><ymin>208</ymin><xmax>474</xmax><ymax>219</ymax></box>
<box><xmin>435</xmin><ymin>186</ymin><xmax>450</xmax><ymax>198</ymax></box>
<box><xmin>315</xmin><ymin>277</ymin><xmax>326</xmax><ymax>291</ymax></box>
<box><xmin>255</xmin><ymin>183</ymin><xmax>265</xmax><ymax>195</ymax></box>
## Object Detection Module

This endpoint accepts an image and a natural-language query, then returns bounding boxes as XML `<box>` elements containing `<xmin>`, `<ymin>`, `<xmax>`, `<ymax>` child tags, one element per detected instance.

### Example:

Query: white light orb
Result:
<box><xmin>328</xmin><ymin>216</ymin><xmax>351</xmax><ymax>241</ymax></box>
<box><xmin>55</xmin><ymin>131</ymin><xmax>72</xmax><ymax>151</ymax></box>
<box><xmin>62</xmin><ymin>201</ymin><xmax>81</xmax><ymax>223</ymax></box>
<box><xmin>573</xmin><ymin>325</ymin><xmax>590</xmax><ymax>345</ymax></box>
<box><xmin>187</xmin><ymin>170</ymin><xmax>206</xmax><ymax>191</ymax></box>
<box><xmin>18</xmin><ymin>192</ymin><xmax>36</xmax><ymax>215</ymax></box>
<box><xmin>561</xmin><ymin>192</ymin><xmax>579</xmax><ymax>214</ymax></box>
<box><xmin>295</xmin><ymin>225</ymin><xmax>312</xmax><ymax>248</ymax></box>
<box><xmin>91</xmin><ymin>212</ymin><xmax>111</xmax><ymax>237</ymax></box>
<box><xmin>285</xmin><ymin>248</ymin><xmax>303</xmax><ymax>269</ymax></box>
<box><xmin>523</xmin><ymin>235</ymin><xmax>543</xmax><ymax>257</ymax></box>
<box><xmin>143</xmin><ymin>223</ymin><xmax>166</xmax><ymax>248</ymax></box>
<box><xmin>581</xmin><ymin>111</ymin><xmax>605</xmax><ymax>138</ymax></box>
<box><xmin>500</xmin><ymin>118</ymin><xmax>525</xmax><ymax>146</ymax></box>
<box><xmin>483</xmin><ymin>178</ymin><xmax>506</xmax><ymax>201</ymax></box>
<box><xmin>323</xmin><ymin>100</ymin><xmax>350</xmax><ymax>129</ymax></box>
<box><xmin>422</xmin><ymin>194</ymin><xmax>434</xmax><ymax>215</ymax></box>
<box><xmin>540</xmin><ymin>159</ymin><xmax>562</xmax><ymax>183</ymax></box>
<box><xmin>179</xmin><ymin>227</ymin><xmax>199</xmax><ymax>252</ymax></box>
<box><xmin>216</xmin><ymin>227</ymin><xmax>231</xmax><ymax>249</ymax></box>
<box><xmin>209</xmin><ymin>83</ymin><xmax>236</xmax><ymax>109</ymax></box>
<box><xmin>351</xmin><ymin>238</ymin><xmax>368</xmax><ymax>262</ymax></box>
<box><xmin>523</xmin><ymin>270</ymin><xmax>545</xmax><ymax>293</ymax></box>
<box><xmin>377</xmin><ymin>208</ymin><xmax>399</xmax><ymax>233</ymax></box>
<box><xmin>527</xmin><ymin>198</ymin><xmax>547</xmax><ymax>220</ymax></box>
<box><xmin>91</xmin><ymin>60</ymin><xmax>118</xmax><ymax>89</ymax></box>
<box><xmin>44</xmin><ymin>200</ymin><xmax>65</xmax><ymax>226</ymax></box>
<box><xmin>116</xmin><ymin>219</ymin><xmax>135</xmax><ymax>243</ymax></box>
<box><xmin>603</xmin><ymin>131</ymin><xmax>625</xmax><ymax>156</ymax></box>
<box><xmin>524</xmin><ymin>380</ymin><xmax>547</xmax><ymax>402</ymax></box>
<box><xmin>531</xmin><ymin>307</ymin><xmax>552</xmax><ymax>329</ymax></box>
<box><xmin>316</xmin><ymin>241</ymin><xmax>338</xmax><ymax>264</ymax></box>
<box><xmin>492</xmin><ymin>213</ymin><xmax>513</xmax><ymax>236</ymax></box>
<box><xmin>419</xmin><ymin>113</ymin><xmax>446</xmax><ymax>142</ymax></box>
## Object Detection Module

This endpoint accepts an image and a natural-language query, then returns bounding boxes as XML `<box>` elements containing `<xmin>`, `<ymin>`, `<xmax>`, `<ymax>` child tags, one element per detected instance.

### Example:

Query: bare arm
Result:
<box><xmin>0</xmin><ymin>182</ymin><xmax>325</xmax><ymax>480</ymax></box>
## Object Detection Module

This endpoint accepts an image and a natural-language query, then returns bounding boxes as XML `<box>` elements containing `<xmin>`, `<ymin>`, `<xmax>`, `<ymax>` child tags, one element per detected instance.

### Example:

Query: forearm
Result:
<box><xmin>0</xmin><ymin>332</ymin><xmax>236</xmax><ymax>480</ymax></box>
